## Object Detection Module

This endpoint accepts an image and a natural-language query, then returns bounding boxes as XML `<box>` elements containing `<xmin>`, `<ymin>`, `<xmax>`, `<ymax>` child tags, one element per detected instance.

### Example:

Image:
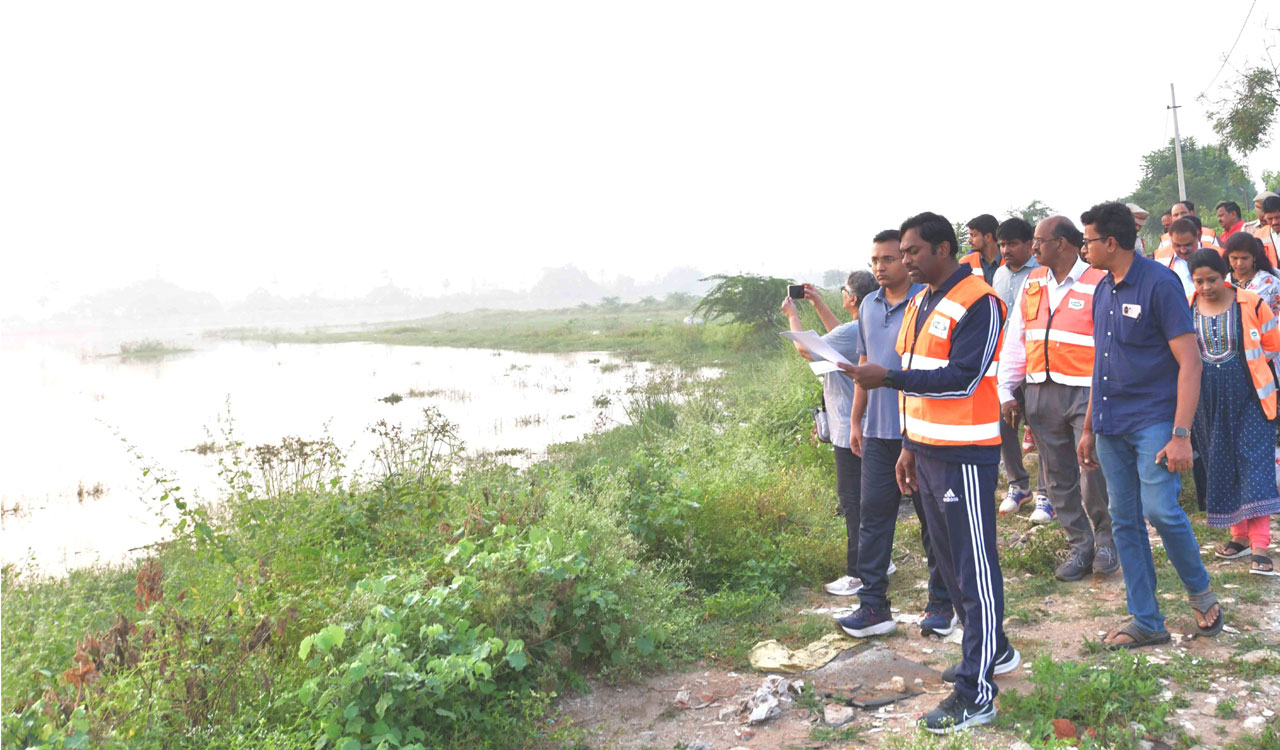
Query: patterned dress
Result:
<box><xmin>1233</xmin><ymin>269</ymin><xmax>1280</xmax><ymax>319</ymax></box>
<box><xmin>1192</xmin><ymin>300</ymin><xmax>1280</xmax><ymax>527</ymax></box>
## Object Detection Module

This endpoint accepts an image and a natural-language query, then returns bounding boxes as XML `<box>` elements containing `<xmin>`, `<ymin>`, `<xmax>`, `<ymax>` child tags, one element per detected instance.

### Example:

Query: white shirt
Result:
<box><xmin>1166</xmin><ymin>257</ymin><xmax>1195</xmax><ymax>297</ymax></box>
<box><xmin>997</xmin><ymin>258</ymin><xmax>1091</xmax><ymax>403</ymax></box>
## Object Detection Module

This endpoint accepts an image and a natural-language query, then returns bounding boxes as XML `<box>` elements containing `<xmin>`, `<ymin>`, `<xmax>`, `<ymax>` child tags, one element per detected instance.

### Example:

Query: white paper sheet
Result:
<box><xmin>779</xmin><ymin>330</ymin><xmax>855</xmax><ymax>367</ymax></box>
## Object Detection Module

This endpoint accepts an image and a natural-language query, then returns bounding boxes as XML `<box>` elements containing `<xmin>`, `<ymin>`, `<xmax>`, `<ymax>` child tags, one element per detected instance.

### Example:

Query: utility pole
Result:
<box><xmin>1169</xmin><ymin>83</ymin><xmax>1187</xmax><ymax>201</ymax></box>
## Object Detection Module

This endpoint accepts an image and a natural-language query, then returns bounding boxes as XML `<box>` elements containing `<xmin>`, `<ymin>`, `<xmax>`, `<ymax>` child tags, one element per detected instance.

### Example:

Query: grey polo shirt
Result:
<box><xmin>855</xmin><ymin>283</ymin><xmax>926</xmax><ymax>439</ymax></box>
<box><xmin>991</xmin><ymin>256</ymin><xmax>1039</xmax><ymax>309</ymax></box>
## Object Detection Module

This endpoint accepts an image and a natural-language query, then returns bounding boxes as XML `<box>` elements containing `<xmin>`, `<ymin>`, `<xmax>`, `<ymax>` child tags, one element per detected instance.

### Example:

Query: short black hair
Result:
<box><xmin>845</xmin><ymin>269</ymin><xmax>879</xmax><ymax>306</ymax></box>
<box><xmin>966</xmin><ymin>214</ymin><xmax>999</xmax><ymax>237</ymax></box>
<box><xmin>1216</xmin><ymin>201</ymin><xmax>1241</xmax><ymax>217</ymax></box>
<box><xmin>900</xmin><ymin>212</ymin><xmax>961</xmax><ymax>258</ymax></box>
<box><xmin>1169</xmin><ymin>217</ymin><xmax>1200</xmax><ymax>238</ymax></box>
<box><xmin>1263</xmin><ymin>196</ymin><xmax>1280</xmax><ymax>214</ymax></box>
<box><xmin>1224</xmin><ymin>231</ymin><xmax>1278</xmax><ymax>276</ymax></box>
<box><xmin>1161</xmin><ymin>210</ymin><xmax>1172</xmax><ymax>218</ymax></box>
<box><xmin>996</xmin><ymin>217</ymin><xmax>1034</xmax><ymax>243</ymax></box>
<box><xmin>1049</xmin><ymin>216</ymin><xmax>1083</xmax><ymax>248</ymax></box>
<box><xmin>1187</xmin><ymin>247</ymin><xmax>1228</xmax><ymax>278</ymax></box>
<box><xmin>872</xmin><ymin>229</ymin><xmax>901</xmax><ymax>244</ymax></box>
<box><xmin>1080</xmin><ymin>202</ymin><xmax>1137</xmax><ymax>251</ymax></box>
<box><xmin>1175</xmin><ymin>200</ymin><xmax>1196</xmax><ymax>212</ymax></box>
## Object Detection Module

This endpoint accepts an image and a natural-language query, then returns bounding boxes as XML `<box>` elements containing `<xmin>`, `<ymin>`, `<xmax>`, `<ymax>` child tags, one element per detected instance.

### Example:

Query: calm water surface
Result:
<box><xmin>1</xmin><ymin>335</ymin><xmax>713</xmax><ymax>575</ymax></box>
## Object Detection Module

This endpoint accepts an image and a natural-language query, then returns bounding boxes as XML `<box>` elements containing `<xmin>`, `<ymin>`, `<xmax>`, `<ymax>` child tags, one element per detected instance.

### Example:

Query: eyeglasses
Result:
<box><xmin>1031</xmin><ymin>237</ymin><xmax>1060</xmax><ymax>247</ymax></box>
<box><xmin>1081</xmin><ymin>236</ymin><xmax>1107</xmax><ymax>247</ymax></box>
<box><xmin>841</xmin><ymin>286</ymin><xmax>853</xmax><ymax>296</ymax></box>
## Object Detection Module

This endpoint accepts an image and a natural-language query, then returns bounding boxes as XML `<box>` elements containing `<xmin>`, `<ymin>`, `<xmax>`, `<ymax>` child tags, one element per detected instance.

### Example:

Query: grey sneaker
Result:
<box><xmin>1094</xmin><ymin>545</ymin><xmax>1119</xmax><ymax>575</ymax></box>
<box><xmin>1055</xmin><ymin>552</ymin><xmax>1093</xmax><ymax>582</ymax></box>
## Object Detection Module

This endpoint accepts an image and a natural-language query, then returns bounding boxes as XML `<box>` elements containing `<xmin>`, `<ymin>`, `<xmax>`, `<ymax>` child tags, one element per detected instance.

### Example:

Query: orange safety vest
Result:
<box><xmin>895</xmin><ymin>274</ymin><xmax>1005</xmax><ymax>446</ymax></box>
<box><xmin>1021</xmin><ymin>266</ymin><xmax>1107</xmax><ymax>387</ymax></box>
<box><xmin>1189</xmin><ymin>288</ymin><xmax>1280</xmax><ymax>419</ymax></box>
<box><xmin>1153</xmin><ymin>240</ymin><xmax>1218</xmax><ymax>262</ymax></box>
<box><xmin>960</xmin><ymin>251</ymin><xmax>1002</xmax><ymax>277</ymax></box>
<box><xmin>1157</xmin><ymin>226</ymin><xmax>1218</xmax><ymax>251</ymax></box>
<box><xmin>1252</xmin><ymin>227</ymin><xmax>1280</xmax><ymax>269</ymax></box>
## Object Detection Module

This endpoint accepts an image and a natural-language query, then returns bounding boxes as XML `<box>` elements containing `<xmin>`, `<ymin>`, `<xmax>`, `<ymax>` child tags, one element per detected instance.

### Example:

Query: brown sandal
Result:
<box><xmin>1103</xmin><ymin>621</ymin><xmax>1171</xmax><ymax>650</ymax></box>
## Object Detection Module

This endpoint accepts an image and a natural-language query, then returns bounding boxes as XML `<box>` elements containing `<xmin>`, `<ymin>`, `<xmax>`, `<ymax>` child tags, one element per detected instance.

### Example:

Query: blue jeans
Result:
<box><xmin>1096</xmin><ymin>422</ymin><xmax>1211</xmax><ymax>633</ymax></box>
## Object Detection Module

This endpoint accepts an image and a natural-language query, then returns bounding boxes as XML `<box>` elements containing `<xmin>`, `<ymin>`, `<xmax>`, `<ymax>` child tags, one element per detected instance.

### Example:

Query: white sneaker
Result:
<box><xmin>824</xmin><ymin>575</ymin><xmax>864</xmax><ymax>596</ymax></box>
<box><xmin>999</xmin><ymin>486</ymin><xmax>1028</xmax><ymax>514</ymax></box>
<box><xmin>887</xmin><ymin>561</ymin><xmax>898</xmax><ymax>575</ymax></box>
<box><xmin>1029</xmin><ymin>495</ymin><xmax>1056</xmax><ymax>524</ymax></box>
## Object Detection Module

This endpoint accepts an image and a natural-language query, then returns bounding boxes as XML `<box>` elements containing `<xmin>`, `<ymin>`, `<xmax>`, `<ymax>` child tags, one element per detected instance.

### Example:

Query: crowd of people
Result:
<box><xmin>782</xmin><ymin>192</ymin><xmax>1280</xmax><ymax>734</ymax></box>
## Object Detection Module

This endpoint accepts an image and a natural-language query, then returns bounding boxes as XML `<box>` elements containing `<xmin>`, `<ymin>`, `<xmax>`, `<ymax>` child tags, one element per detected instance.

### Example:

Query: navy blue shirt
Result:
<box><xmin>890</xmin><ymin>267</ymin><xmax>1005</xmax><ymax>464</ymax></box>
<box><xmin>1091</xmin><ymin>253</ymin><xmax>1194</xmax><ymax>435</ymax></box>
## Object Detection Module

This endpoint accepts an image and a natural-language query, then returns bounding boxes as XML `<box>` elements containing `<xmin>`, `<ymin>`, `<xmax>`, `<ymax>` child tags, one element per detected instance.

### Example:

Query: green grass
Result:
<box><xmin>105</xmin><ymin>339</ymin><xmax>193</xmax><ymax>360</ymax></box>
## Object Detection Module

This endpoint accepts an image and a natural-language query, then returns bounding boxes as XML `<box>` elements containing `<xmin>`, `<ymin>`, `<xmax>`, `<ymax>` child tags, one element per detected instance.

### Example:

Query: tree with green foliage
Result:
<box><xmin>1201</xmin><ymin>27</ymin><xmax>1279</xmax><ymax>157</ymax></box>
<box><xmin>1008</xmin><ymin>199</ymin><xmax>1055</xmax><ymax>224</ymax></box>
<box><xmin>821</xmin><ymin>269</ymin><xmax>844</xmax><ymax>288</ymax></box>
<box><xmin>1124</xmin><ymin>137</ymin><xmax>1253</xmax><ymax>230</ymax></box>
<box><xmin>693</xmin><ymin>274</ymin><xmax>792</xmax><ymax>333</ymax></box>
<box><xmin>1265</xmin><ymin>169</ymin><xmax>1280</xmax><ymax>193</ymax></box>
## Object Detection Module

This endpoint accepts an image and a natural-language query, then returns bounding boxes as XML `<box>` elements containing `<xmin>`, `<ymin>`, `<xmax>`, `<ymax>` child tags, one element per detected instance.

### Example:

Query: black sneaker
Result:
<box><xmin>835</xmin><ymin>605</ymin><xmax>896</xmax><ymax>638</ymax></box>
<box><xmin>941</xmin><ymin>644</ymin><xmax>1021</xmax><ymax>683</ymax></box>
<box><xmin>920</xmin><ymin>602</ymin><xmax>958</xmax><ymax>636</ymax></box>
<box><xmin>920</xmin><ymin>689</ymin><xmax>996</xmax><ymax>734</ymax></box>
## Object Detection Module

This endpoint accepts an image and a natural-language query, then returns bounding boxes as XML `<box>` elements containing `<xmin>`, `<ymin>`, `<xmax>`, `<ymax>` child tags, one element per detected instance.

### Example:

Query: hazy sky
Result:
<box><xmin>3</xmin><ymin>1</ymin><xmax>1277</xmax><ymax>317</ymax></box>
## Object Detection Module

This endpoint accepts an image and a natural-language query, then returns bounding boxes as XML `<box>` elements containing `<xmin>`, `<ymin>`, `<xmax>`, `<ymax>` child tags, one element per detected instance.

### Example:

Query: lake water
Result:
<box><xmin>1</xmin><ymin>333</ymin><xmax>714</xmax><ymax>576</ymax></box>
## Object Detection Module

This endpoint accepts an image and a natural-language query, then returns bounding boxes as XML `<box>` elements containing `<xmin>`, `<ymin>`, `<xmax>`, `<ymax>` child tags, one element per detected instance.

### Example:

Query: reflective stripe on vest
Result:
<box><xmin>1022</xmin><ymin>266</ymin><xmax>1105</xmax><ymax>388</ymax></box>
<box><xmin>895</xmin><ymin>274</ymin><xmax>1005</xmax><ymax>447</ymax></box>
<box><xmin>1191</xmin><ymin>288</ymin><xmax>1280</xmax><ymax>419</ymax></box>
<box><xmin>960</xmin><ymin>251</ymin><xmax>1002</xmax><ymax>277</ymax></box>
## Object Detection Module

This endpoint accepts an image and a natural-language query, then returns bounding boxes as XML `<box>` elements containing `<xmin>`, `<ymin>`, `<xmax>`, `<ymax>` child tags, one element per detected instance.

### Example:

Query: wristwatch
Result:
<box><xmin>1172</xmin><ymin>426</ymin><xmax>1190</xmax><ymax>439</ymax></box>
<box><xmin>883</xmin><ymin>369</ymin><xmax>896</xmax><ymax>389</ymax></box>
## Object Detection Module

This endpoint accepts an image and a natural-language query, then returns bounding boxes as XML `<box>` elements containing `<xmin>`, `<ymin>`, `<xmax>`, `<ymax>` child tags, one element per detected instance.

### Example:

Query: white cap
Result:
<box><xmin>1256</xmin><ymin>190</ymin><xmax>1279</xmax><ymax>202</ymax></box>
<box><xmin>1125</xmin><ymin>202</ymin><xmax>1148</xmax><ymax>217</ymax></box>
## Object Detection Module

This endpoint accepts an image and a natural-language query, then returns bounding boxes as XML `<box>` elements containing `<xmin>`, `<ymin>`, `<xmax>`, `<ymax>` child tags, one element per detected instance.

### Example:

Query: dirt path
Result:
<box><xmin>559</xmin><ymin>552</ymin><xmax>1280</xmax><ymax>749</ymax></box>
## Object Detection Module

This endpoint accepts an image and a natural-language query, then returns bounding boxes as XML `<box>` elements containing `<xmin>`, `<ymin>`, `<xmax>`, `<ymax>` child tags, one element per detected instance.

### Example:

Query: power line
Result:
<box><xmin>1200</xmin><ymin>0</ymin><xmax>1257</xmax><ymax>98</ymax></box>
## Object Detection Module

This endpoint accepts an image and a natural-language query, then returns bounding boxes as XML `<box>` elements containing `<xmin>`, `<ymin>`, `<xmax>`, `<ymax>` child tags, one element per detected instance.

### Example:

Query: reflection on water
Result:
<box><xmin>0</xmin><ymin>338</ymin><xmax>716</xmax><ymax>575</ymax></box>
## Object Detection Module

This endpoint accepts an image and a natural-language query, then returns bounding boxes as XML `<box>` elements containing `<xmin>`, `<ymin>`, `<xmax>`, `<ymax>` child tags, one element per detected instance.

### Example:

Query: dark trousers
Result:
<box><xmin>1000</xmin><ymin>386</ymin><xmax>1049</xmax><ymax>493</ymax></box>
<box><xmin>856</xmin><ymin>437</ymin><xmax>951</xmax><ymax>610</ymax></box>
<box><xmin>833</xmin><ymin>446</ymin><xmax>862</xmax><ymax>578</ymax></box>
<box><xmin>916</xmin><ymin>453</ymin><xmax>1009</xmax><ymax>704</ymax></box>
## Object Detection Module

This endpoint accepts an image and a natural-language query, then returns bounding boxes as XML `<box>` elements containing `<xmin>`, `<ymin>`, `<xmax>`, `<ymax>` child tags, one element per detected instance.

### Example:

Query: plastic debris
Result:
<box><xmin>744</xmin><ymin>675</ymin><xmax>804</xmax><ymax>724</ymax></box>
<box><xmin>747</xmin><ymin>633</ymin><xmax>860</xmax><ymax>673</ymax></box>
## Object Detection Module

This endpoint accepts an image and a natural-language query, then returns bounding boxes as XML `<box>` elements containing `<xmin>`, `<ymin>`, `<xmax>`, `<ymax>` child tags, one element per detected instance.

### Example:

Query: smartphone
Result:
<box><xmin>788</xmin><ymin>284</ymin><xmax>805</xmax><ymax>299</ymax></box>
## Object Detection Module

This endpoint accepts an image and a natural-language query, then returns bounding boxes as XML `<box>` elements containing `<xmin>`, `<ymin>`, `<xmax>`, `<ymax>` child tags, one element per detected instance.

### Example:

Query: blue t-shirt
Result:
<box><xmin>1091</xmin><ymin>253</ymin><xmax>1195</xmax><ymax>435</ymax></box>
<box><xmin>821</xmin><ymin>321</ymin><xmax>860</xmax><ymax>450</ymax></box>
<box><xmin>856</xmin><ymin>284</ymin><xmax>925</xmax><ymax>439</ymax></box>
